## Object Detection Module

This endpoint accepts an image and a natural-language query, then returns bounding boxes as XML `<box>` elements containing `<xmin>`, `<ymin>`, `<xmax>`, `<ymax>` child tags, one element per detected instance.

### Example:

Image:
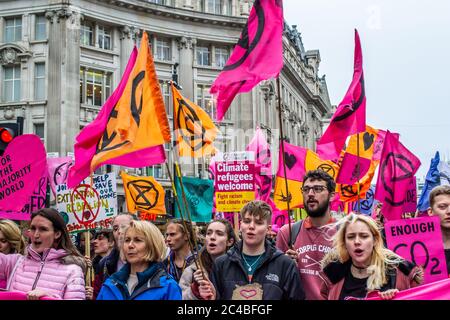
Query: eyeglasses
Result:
<box><xmin>301</xmin><ymin>185</ymin><xmax>327</xmax><ymax>194</ymax></box>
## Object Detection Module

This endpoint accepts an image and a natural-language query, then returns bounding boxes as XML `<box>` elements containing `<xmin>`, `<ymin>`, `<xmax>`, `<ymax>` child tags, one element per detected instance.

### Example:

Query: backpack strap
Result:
<box><xmin>289</xmin><ymin>220</ymin><xmax>303</xmax><ymax>246</ymax></box>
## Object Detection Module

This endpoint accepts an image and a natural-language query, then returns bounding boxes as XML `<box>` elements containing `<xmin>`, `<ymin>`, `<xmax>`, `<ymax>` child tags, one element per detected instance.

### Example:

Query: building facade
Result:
<box><xmin>0</xmin><ymin>0</ymin><xmax>333</xmax><ymax>214</ymax></box>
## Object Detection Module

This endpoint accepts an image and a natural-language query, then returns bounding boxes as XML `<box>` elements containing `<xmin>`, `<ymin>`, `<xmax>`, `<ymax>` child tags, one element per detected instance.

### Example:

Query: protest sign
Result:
<box><xmin>385</xmin><ymin>216</ymin><xmax>447</xmax><ymax>284</ymax></box>
<box><xmin>214</xmin><ymin>152</ymin><xmax>255</xmax><ymax>212</ymax></box>
<box><xmin>56</xmin><ymin>173</ymin><xmax>117</xmax><ymax>233</ymax></box>
<box><xmin>0</xmin><ymin>135</ymin><xmax>47</xmax><ymax>211</ymax></box>
<box><xmin>0</xmin><ymin>175</ymin><xmax>47</xmax><ymax>220</ymax></box>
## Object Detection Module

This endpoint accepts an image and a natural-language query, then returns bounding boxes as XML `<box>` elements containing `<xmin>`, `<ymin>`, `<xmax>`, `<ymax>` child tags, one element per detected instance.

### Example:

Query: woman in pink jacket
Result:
<box><xmin>0</xmin><ymin>219</ymin><xmax>26</xmax><ymax>289</ymax></box>
<box><xmin>0</xmin><ymin>209</ymin><xmax>86</xmax><ymax>300</ymax></box>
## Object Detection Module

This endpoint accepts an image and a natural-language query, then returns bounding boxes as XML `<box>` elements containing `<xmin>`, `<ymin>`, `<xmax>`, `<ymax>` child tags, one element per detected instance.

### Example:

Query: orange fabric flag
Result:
<box><xmin>91</xmin><ymin>31</ymin><xmax>171</xmax><ymax>171</ymax></box>
<box><xmin>121</xmin><ymin>171</ymin><xmax>166</xmax><ymax>215</ymax></box>
<box><xmin>172</xmin><ymin>83</ymin><xmax>218</xmax><ymax>158</ymax></box>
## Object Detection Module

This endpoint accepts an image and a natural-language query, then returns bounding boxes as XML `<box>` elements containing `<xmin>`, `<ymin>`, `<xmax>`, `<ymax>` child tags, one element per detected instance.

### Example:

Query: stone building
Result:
<box><xmin>0</xmin><ymin>0</ymin><xmax>333</xmax><ymax>213</ymax></box>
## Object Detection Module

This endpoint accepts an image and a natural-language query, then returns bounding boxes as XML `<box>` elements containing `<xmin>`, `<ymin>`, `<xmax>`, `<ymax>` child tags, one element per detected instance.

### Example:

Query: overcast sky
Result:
<box><xmin>283</xmin><ymin>0</ymin><xmax>450</xmax><ymax>180</ymax></box>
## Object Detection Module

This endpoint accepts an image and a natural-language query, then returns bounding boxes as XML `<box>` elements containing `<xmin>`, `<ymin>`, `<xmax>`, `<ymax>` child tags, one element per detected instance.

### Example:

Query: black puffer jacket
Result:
<box><xmin>210</xmin><ymin>240</ymin><xmax>305</xmax><ymax>300</ymax></box>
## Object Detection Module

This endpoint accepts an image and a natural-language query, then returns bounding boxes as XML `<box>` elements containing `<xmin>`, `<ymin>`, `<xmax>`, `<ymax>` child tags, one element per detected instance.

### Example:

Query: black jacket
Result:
<box><xmin>210</xmin><ymin>240</ymin><xmax>305</xmax><ymax>300</ymax></box>
<box><xmin>322</xmin><ymin>259</ymin><xmax>418</xmax><ymax>291</ymax></box>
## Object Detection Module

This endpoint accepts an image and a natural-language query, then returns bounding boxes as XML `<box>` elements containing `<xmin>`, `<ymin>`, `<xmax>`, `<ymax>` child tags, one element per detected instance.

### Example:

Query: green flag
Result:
<box><xmin>175</xmin><ymin>176</ymin><xmax>214</xmax><ymax>222</ymax></box>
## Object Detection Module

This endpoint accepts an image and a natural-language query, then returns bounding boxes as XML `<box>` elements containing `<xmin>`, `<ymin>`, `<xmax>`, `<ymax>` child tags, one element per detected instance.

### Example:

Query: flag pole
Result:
<box><xmin>276</xmin><ymin>77</ymin><xmax>293</xmax><ymax>248</ymax></box>
<box><xmin>356</xmin><ymin>133</ymin><xmax>361</xmax><ymax>213</ymax></box>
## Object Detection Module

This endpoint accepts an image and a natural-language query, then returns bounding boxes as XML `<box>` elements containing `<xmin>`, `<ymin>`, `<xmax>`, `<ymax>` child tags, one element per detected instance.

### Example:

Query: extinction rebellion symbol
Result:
<box><xmin>127</xmin><ymin>180</ymin><xmax>159</xmax><ymax>210</ymax></box>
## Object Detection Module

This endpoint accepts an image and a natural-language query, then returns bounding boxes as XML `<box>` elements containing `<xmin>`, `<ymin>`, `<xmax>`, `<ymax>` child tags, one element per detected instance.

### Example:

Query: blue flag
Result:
<box><xmin>353</xmin><ymin>187</ymin><xmax>376</xmax><ymax>215</ymax></box>
<box><xmin>175</xmin><ymin>176</ymin><xmax>214</xmax><ymax>222</ymax></box>
<box><xmin>417</xmin><ymin>151</ymin><xmax>441</xmax><ymax>211</ymax></box>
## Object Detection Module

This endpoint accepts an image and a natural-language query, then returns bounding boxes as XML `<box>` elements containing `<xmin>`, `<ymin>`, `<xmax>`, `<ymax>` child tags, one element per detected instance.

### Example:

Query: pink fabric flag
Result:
<box><xmin>316</xmin><ymin>30</ymin><xmax>366</xmax><ymax>162</ymax></box>
<box><xmin>336</xmin><ymin>153</ymin><xmax>371</xmax><ymax>184</ymax></box>
<box><xmin>267</xmin><ymin>198</ymin><xmax>288</xmax><ymax>232</ymax></box>
<box><xmin>276</xmin><ymin>142</ymin><xmax>308</xmax><ymax>182</ymax></box>
<box><xmin>374</xmin><ymin>131</ymin><xmax>421</xmax><ymax>221</ymax></box>
<box><xmin>246</xmin><ymin>128</ymin><xmax>272</xmax><ymax>201</ymax></box>
<box><xmin>210</xmin><ymin>0</ymin><xmax>283</xmax><ymax>121</ymax></box>
<box><xmin>0</xmin><ymin>291</ymin><xmax>57</xmax><ymax>300</ymax></box>
<box><xmin>67</xmin><ymin>48</ymin><xmax>167</xmax><ymax>188</ymax></box>
<box><xmin>47</xmin><ymin>156</ymin><xmax>74</xmax><ymax>195</ymax></box>
<box><xmin>365</xmin><ymin>278</ymin><xmax>450</xmax><ymax>300</ymax></box>
<box><xmin>67</xmin><ymin>48</ymin><xmax>138</xmax><ymax>188</ymax></box>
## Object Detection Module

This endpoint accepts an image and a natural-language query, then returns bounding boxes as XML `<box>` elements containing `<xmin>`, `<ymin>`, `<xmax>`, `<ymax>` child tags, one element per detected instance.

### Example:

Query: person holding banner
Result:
<box><xmin>276</xmin><ymin>170</ymin><xmax>337</xmax><ymax>300</ymax></box>
<box><xmin>97</xmin><ymin>220</ymin><xmax>181</xmax><ymax>300</ymax></box>
<box><xmin>320</xmin><ymin>213</ymin><xmax>423</xmax><ymax>300</ymax></box>
<box><xmin>0</xmin><ymin>219</ymin><xmax>26</xmax><ymax>289</ymax></box>
<box><xmin>164</xmin><ymin>219</ymin><xmax>197</xmax><ymax>283</ymax></box>
<box><xmin>179</xmin><ymin>219</ymin><xmax>237</xmax><ymax>300</ymax></box>
<box><xmin>0</xmin><ymin>209</ymin><xmax>86</xmax><ymax>299</ymax></box>
<box><xmin>203</xmin><ymin>200</ymin><xmax>305</xmax><ymax>300</ymax></box>
<box><xmin>428</xmin><ymin>185</ymin><xmax>450</xmax><ymax>275</ymax></box>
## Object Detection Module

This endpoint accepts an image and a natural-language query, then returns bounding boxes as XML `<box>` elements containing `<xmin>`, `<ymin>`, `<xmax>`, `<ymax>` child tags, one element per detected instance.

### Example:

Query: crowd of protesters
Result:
<box><xmin>0</xmin><ymin>171</ymin><xmax>449</xmax><ymax>300</ymax></box>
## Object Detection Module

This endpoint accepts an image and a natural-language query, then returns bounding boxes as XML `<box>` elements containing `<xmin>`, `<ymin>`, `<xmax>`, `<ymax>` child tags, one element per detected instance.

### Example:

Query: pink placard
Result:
<box><xmin>215</xmin><ymin>160</ymin><xmax>255</xmax><ymax>212</ymax></box>
<box><xmin>385</xmin><ymin>216</ymin><xmax>447</xmax><ymax>284</ymax></box>
<box><xmin>0</xmin><ymin>135</ymin><xmax>47</xmax><ymax>212</ymax></box>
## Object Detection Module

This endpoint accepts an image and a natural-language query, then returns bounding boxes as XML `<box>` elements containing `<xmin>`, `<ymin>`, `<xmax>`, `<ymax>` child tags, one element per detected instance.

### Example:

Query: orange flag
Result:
<box><xmin>91</xmin><ymin>31</ymin><xmax>171</xmax><ymax>171</ymax></box>
<box><xmin>172</xmin><ymin>83</ymin><xmax>218</xmax><ymax>158</ymax></box>
<box><xmin>121</xmin><ymin>171</ymin><xmax>166</xmax><ymax>215</ymax></box>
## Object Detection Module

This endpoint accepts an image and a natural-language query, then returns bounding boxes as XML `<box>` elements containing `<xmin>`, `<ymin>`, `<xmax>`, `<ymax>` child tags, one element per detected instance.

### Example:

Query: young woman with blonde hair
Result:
<box><xmin>97</xmin><ymin>220</ymin><xmax>181</xmax><ymax>300</ymax></box>
<box><xmin>0</xmin><ymin>219</ymin><xmax>26</xmax><ymax>289</ymax></box>
<box><xmin>320</xmin><ymin>213</ymin><xmax>423</xmax><ymax>300</ymax></box>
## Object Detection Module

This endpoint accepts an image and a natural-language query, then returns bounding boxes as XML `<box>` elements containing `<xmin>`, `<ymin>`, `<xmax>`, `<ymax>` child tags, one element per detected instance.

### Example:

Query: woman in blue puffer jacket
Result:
<box><xmin>97</xmin><ymin>220</ymin><xmax>181</xmax><ymax>300</ymax></box>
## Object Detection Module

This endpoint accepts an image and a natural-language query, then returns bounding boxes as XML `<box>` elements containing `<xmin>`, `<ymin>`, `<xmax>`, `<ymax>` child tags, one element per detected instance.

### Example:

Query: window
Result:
<box><xmin>149</xmin><ymin>0</ymin><xmax>165</xmax><ymax>4</ymax></box>
<box><xmin>208</xmin><ymin>0</ymin><xmax>222</xmax><ymax>14</ymax></box>
<box><xmin>197</xmin><ymin>84</ymin><xmax>215</xmax><ymax>118</ymax></box>
<box><xmin>160</xmin><ymin>81</ymin><xmax>172</xmax><ymax>117</ymax></box>
<box><xmin>224</xmin><ymin>0</ymin><xmax>232</xmax><ymax>15</ymax></box>
<box><xmin>2</xmin><ymin>65</ymin><xmax>21</xmax><ymax>102</ymax></box>
<box><xmin>215</xmin><ymin>47</ymin><xmax>229</xmax><ymax>68</ymax></box>
<box><xmin>79</xmin><ymin>68</ymin><xmax>112</xmax><ymax>106</ymax></box>
<box><xmin>97</xmin><ymin>25</ymin><xmax>111</xmax><ymax>50</ymax></box>
<box><xmin>196</xmin><ymin>45</ymin><xmax>210</xmax><ymax>66</ymax></box>
<box><xmin>34</xmin><ymin>63</ymin><xmax>45</xmax><ymax>100</ymax></box>
<box><xmin>155</xmin><ymin>38</ymin><xmax>171</xmax><ymax>61</ymax></box>
<box><xmin>4</xmin><ymin>17</ymin><xmax>22</xmax><ymax>42</ymax></box>
<box><xmin>80</xmin><ymin>21</ymin><xmax>94</xmax><ymax>46</ymax></box>
<box><xmin>35</xmin><ymin>15</ymin><xmax>46</xmax><ymax>40</ymax></box>
<box><xmin>34</xmin><ymin>123</ymin><xmax>45</xmax><ymax>143</ymax></box>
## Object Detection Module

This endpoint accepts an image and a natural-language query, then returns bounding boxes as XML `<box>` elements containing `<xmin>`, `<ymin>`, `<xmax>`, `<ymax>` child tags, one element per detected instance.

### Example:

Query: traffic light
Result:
<box><xmin>0</xmin><ymin>123</ymin><xmax>19</xmax><ymax>156</ymax></box>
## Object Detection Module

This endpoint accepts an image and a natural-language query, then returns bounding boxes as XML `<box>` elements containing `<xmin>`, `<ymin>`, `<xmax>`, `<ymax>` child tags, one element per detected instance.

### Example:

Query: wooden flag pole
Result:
<box><xmin>276</xmin><ymin>77</ymin><xmax>293</xmax><ymax>248</ymax></box>
<box><xmin>84</xmin><ymin>230</ymin><xmax>92</xmax><ymax>287</ymax></box>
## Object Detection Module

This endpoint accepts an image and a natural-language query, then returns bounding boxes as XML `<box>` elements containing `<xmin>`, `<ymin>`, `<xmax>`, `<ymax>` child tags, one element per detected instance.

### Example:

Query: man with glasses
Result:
<box><xmin>276</xmin><ymin>170</ymin><xmax>337</xmax><ymax>300</ymax></box>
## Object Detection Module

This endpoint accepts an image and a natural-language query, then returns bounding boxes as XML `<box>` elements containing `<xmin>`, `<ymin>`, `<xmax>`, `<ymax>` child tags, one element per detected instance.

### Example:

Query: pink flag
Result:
<box><xmin>276</xmin><ymin>143</ymin><xmax>308</xmax><ymax>182</ymax></box>
<box><xmin>246</xmin><ymin>128</ymin><xmax>272</xmax><ymax>201</ymax></box>
<box><xmin>374</xmin><ymin>131</ymin><xmax>421</xmax><ymax>220</ymax></box>
<box><xmin>47</xmin><ymin>156</ymin><xmax>74</xmax><ymax>195</ymax></box>
<box><xmin>0</xmin><ymin>291</ymin><xmax>57</xmax><ymax>300</ymax></box>
<box><xmin>210</xmin><ymin>0</ymin><xmax>283</xmax><ymax>121</ymax></box>
<box><xmin>67</xmin><ymin>49</ymin><xmax>167</xmax><ymax>189</ymax></box>
<box><xmin>67</xmin><ymin>48</ymin><xmax>138</xmax><ymax>188</ymax></box>
<box><xmin>336</xmin><ymin>153</ymin><xmax>371</xmax><ymax>185</ymax></box>
<box><xmin>316</xmin><ymin>30</ymin><xmax>366</xmax><ymax>162</ymax></box>
<box><xmin>267</xmin><ymin>198</ymin><xmax>288</xmax><ymax>232</ymax></box>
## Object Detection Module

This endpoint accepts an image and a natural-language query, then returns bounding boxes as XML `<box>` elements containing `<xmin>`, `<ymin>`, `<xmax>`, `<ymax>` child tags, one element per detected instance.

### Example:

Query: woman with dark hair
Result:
<box><xmin>0</xmin><ymin>208</ymin><xmax>86</xmax><ymax>300</ymax></box>
<box><xmin>179</xmin><ymin>219</ymin><xmax>237</xmax><ymax>300</ymax></box>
